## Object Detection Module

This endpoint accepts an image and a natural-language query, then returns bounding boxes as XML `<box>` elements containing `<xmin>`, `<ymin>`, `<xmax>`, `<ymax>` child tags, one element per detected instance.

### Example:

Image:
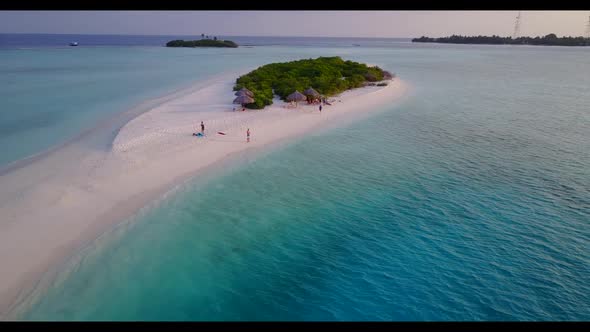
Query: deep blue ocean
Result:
<box><xmin>1</xmin><ymin>34</ymin><xmax>588</xmax><ymax>321</ymax></box>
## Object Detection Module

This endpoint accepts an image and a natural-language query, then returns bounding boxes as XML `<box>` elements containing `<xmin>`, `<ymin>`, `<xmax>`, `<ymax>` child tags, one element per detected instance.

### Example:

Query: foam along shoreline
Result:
<box><xmin>0</xmin><ymin>73</ymin><xmax>408</xmax><ymax>319</ymax></box>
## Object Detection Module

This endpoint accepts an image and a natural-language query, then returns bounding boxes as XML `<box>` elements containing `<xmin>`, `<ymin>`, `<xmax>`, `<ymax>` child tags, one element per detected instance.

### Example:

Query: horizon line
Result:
<box><xmin>2</xmin><ymin>32</ymin><xmax>583</xmax><ymax>39</ymax></box>
<box><xmin>0</xmin><ymin>32</ymin><xmax>415</xmax><ymax>39</ymax></box>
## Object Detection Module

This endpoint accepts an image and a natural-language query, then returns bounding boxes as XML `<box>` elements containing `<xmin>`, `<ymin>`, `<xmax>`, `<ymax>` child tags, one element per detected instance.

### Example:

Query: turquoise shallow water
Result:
<box><xmin>0</xmin><ymin>47</ymin><xmax>219</xmax><ymax>166</ymax></box>
<box><xmin>8</xmin><ymin>41</ymin><xmax>590</xmax><ymax>320</ymax></box>
<box><xmin>0</xmin><ymin>44</ymin><xmax>350</xmax><ymax>167</ymax></box>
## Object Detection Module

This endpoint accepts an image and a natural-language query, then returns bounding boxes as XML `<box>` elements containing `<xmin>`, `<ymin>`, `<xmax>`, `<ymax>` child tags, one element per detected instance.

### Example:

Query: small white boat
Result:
<box><xmin>69</xmin><ymin>42</ymin><xmax>78</xmax><ymax>46</ymax></box>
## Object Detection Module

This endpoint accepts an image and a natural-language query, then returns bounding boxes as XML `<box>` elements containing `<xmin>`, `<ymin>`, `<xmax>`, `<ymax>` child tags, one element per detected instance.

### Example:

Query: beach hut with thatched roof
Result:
<box><xmin>236</xmin><ymin>87</ymin><xmax>254</xmax><ymax>97</ymax></box>
<box><xmin>233</xmin><ymin>95</ymin><xmax>255</xmax><ymax>110</ymax></box>
<box><xmin>235</xmin><ymin>90</ymin><xmax>253</xmax><ymax>97</ymax></box>
<box><xmin>382</xmin><ymin>70</ymin><xmax>394</xmax><ymax>80</ymax></box>
<box><xmin>286</xmin><ymin>90</ymin><xmax>307</xmax><ymax>107</ymax></box>
<box><xmin>303</xmin><ymin>87</ymin><xmax>320</xmax><ymax>103</ymax></box>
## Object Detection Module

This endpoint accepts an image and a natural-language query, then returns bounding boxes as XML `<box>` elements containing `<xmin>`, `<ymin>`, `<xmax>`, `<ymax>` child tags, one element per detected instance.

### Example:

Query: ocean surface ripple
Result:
<box><xmin>13</xmin><ymin>41</ymin><xmax>590</xmax><ymax>321</ymax></box>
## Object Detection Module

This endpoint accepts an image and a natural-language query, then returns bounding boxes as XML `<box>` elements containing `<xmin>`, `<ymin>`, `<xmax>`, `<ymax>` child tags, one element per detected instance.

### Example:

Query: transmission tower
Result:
<box><xmin>585</xmin><ymin>14</ymin><xmax>590</xmax><ymax>39</ymax></box>
<box><xmin>513</xmin><ymin>11</ymin><xmax>522</xmax><ymax>39</ymax></box>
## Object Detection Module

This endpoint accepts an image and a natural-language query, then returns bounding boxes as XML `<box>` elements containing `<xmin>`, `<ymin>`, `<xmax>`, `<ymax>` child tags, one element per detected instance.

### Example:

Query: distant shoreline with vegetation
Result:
<box><xmin>412</xmin><ymin>34</ymin><xmax>590</xmax><ymax>47</ymax></box>
<box><xmin>166</xmin><ymin>39</ymin><xmax>238</xmax><ymax>48</ymax></box>
<box><xmin>233</xmin><ymin>56</ymin><xmax>394</xmax><ymax>109</ymax></box>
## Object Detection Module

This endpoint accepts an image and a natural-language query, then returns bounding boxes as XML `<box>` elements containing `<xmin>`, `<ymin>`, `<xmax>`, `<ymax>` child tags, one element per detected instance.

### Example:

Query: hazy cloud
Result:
<box><xmin>0</xmin><ymin>11</ymin><xmax>588</xmax><ymax>38</ymax></box>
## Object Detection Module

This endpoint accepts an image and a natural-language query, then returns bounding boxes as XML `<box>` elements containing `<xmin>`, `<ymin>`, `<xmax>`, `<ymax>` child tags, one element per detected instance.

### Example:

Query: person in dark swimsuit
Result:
<box><xmin>247</xmin><ymin>128</ymin><xmax>250</xmax><ymax>143</ymax></box>
<box><xmin>200</xmin><ymin>121</ymin><xmax>205</xmax><ymax>134</ymax></box>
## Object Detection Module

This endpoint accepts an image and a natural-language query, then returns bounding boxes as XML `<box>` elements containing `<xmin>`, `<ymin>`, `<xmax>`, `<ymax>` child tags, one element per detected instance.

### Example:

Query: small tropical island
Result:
<box><xmin>166</xmin><ymin>38</ymin><xmax>238</xmax><ymax>48</ymax></box>
<box><xmin>412</xmin><ymin>34</ymin><xmax>590</xmax><ymax>46</ymax></box>
<box><xmin>233</xmin><ymin>56</ymin><xmax>394</xmax><ymax>109</ymax></box>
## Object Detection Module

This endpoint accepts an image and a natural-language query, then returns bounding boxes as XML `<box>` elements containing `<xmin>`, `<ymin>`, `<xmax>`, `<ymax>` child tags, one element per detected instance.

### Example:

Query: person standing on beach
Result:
<box><xmin>319</xmin><ymin>104</ymin><xmax>322</xmax><ymax>113</ymax></box>
<box><xmin>200</xmin><ymin>121</ymin><xmax>205</xmax><ymax>134</ymax></box>
<box><xmin>247</xmin><ymin>128</ymin><xmax>250</xmax><ymax>143</ymax></box>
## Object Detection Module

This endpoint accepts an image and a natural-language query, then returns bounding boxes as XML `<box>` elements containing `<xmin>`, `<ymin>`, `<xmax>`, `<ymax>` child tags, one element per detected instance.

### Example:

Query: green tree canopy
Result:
<box><xmin>166</xmin><ymin>39</ymin><xmax>238</xmax><ymax>48</ymax></box>
<box><xmin>234</xmin><ymin>57</ymin><xmax>391</xmax><ymax>109</ymax></box>
<box><xmin>412</xmin><ymin>34</ymin><xmax>590</xmax><ymax>46</ymax></box>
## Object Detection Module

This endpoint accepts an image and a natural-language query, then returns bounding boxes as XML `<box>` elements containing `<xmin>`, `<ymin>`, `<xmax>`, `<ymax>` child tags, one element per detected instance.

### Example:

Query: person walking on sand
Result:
<box><xmin>319</xmin><ymin>104</ymin><xmax>322</xmax><ymax>113</ymax></box>
<box><xmin>247</xmin><ymin>128</ymin><xmax>250</xmax><ymax>143</ymax></box>
<box><xmin>200</xmin><ymin>121</ymin><xmax>205</xmax><ymax>134</ymax></box>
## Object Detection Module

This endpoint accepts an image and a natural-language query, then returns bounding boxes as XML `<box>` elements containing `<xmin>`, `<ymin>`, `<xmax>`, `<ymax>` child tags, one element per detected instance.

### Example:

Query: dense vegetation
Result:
<box><xmin>234</xmin><ymin>56</ymin><xmax>393</xmax><ymax>109</ymax></box>
<box><xmin>166</xmin><ymin>39</ymin><xmax>238</xmax><ymax>48</ymax></box>
<box><xmin>412</xmin><ymin>34</ymin><xmax>590</xmax><ymax>46</ymax></box>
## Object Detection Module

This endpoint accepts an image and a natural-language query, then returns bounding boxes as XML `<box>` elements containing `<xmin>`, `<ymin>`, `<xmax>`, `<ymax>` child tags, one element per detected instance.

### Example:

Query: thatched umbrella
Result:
<box><xmin>233</xmin><ymin>95</ymin><xmax>255</xmax><ymax>109</ymax></box>
<box><xmin>286</xmin><ymin>90</ymin><xmax>307</xmax><ymax>107</ymax></box>
<box><xmin>235</xmin><ymin>90</ymin><xmax>253</xmax><ymax>97</ymax></box>
<box><xmin>303</xmin><ymin>87</ymin><xmax>320</xmax><ymax>98</ymax></box>
<box><xmin>303</xmin><ymin>87</ymin><xmax>320</xmax><ymax>104</ymax></box>
<box><xmin>236</xmin><ymin>87</ymin><xmax>254</xmax><ymax>97</ymax></box>
<box><xmin>382</xmin><ymin>70</ymin><xmax>394</xmax><ymax>80</ymax></box>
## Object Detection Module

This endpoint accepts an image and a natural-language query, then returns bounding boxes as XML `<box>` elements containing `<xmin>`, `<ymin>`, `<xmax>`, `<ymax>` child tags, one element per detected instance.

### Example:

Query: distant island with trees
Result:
<box><xmin>166</xmin><ymin>34</ymin><xmax>238</xmax><ymax>48</ymax></box>
<box><xmin>234</xmin><ymin>56</ymin><xmax>394</xmax><ymax>109</ymax></box>
<box><xmin>412</xmin><ymin>34</ymin><xmax>590</xmax><ymax>47</ymax></box>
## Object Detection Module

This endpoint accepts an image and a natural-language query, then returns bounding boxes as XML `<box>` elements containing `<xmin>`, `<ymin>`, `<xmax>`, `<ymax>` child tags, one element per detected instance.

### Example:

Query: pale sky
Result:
<box><xmin>0</xmin><ymin>11</ymin><xmax>589</xmax><ymax>38</ymax></box>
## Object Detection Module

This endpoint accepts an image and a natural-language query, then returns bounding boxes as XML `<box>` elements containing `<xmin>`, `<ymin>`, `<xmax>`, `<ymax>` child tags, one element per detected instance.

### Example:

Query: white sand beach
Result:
<box><xmin>0</xmin><ymin>73</ymin><xmax>408</xmax><ymax>319</ymax></box>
